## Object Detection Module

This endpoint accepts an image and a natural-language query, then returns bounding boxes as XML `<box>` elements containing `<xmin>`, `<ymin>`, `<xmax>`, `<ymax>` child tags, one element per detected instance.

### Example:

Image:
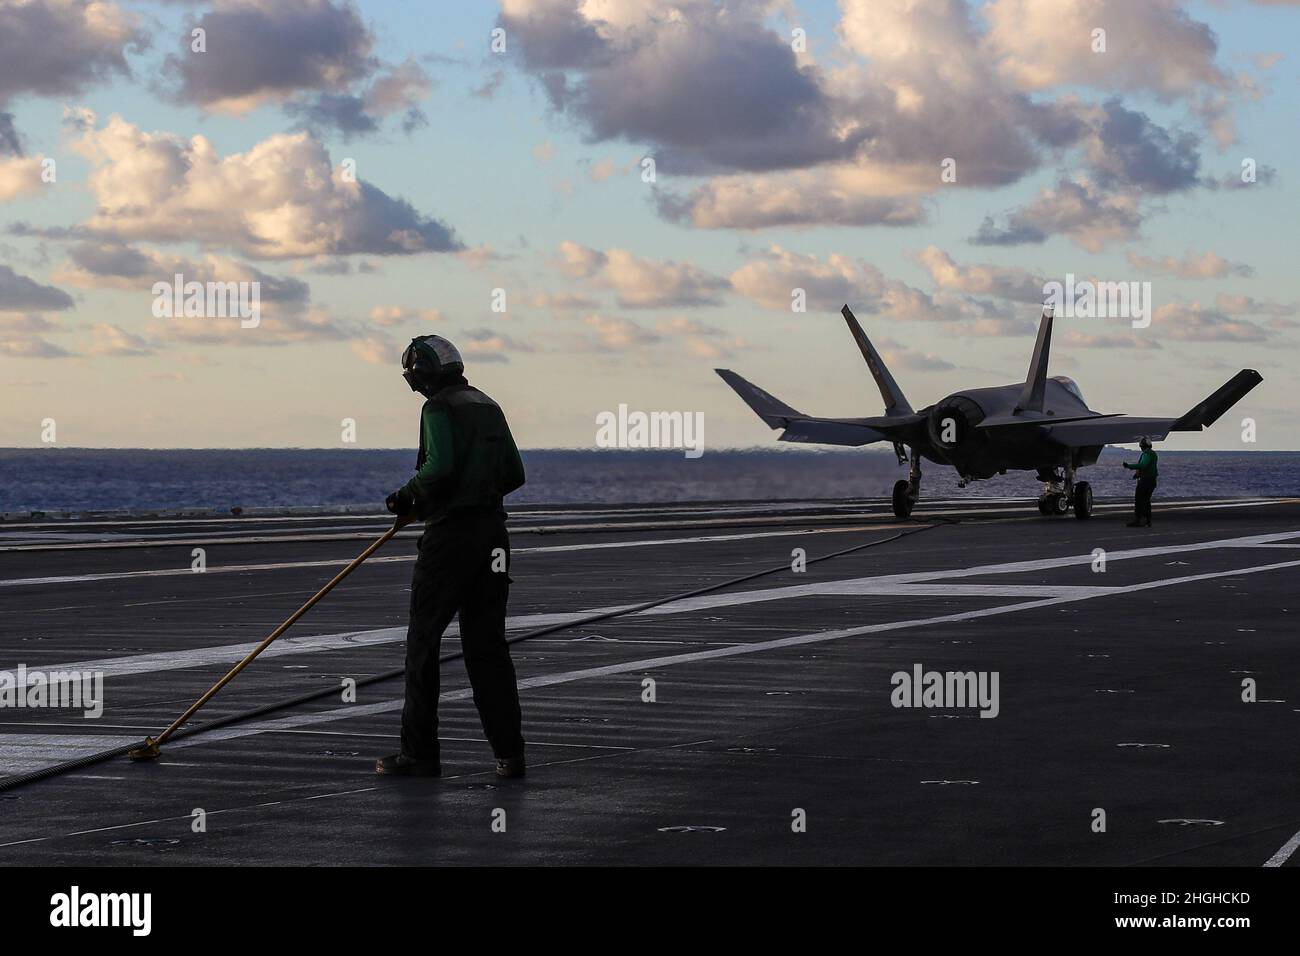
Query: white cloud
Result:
<box><xmin>912</xmin><ymin>246</ymin><xmax>1045</xmax><ymax>302</ymax></box>
<box><xmin>1126</xmin><ymin>250</ymin><xmax>1252</xmax><ymax>279</ymax></box>
<box><xmin>71</xmin><ymin>114</ymin><xmax>460</xmax><ymax>260</ymax></box>
<box><xmin>556</xmin><ymin>241</ymin><xmax>728</xmax><ymax>308</ymax></box>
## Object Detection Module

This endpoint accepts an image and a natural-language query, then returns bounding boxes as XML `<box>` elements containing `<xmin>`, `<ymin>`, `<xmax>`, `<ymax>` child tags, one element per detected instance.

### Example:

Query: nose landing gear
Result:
<box><xmin>892</xmin><ymin>452</ymin><xmax>922</xmax><ymax>519</ymax></box>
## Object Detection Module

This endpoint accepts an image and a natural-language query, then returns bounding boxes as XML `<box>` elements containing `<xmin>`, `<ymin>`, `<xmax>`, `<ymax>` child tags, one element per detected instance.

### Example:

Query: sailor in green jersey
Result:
<box><xmin>1123</xmin><ymin>437</ymin><xmax>1158</xmax><ymax>528</ymax></box>
<box><xmin>377</xmin><ymin>334</ymin><xmax>528</xmax><ymax>779</ymax></box>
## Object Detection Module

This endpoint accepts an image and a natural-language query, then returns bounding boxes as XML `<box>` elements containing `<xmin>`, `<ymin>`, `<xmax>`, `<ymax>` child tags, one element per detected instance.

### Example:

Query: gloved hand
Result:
<box><xmin>386</xmin><ymin>489</ymin><xmax>415</xmax><ymax>515</ymax></box>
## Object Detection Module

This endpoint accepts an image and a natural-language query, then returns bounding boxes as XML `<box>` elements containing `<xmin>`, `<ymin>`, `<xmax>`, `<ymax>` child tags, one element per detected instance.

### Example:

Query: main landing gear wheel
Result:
<box><xmin>1038</xmin><ymin>493</ymin><xmax>1069</xmax><ymax>516</ymax></box>
<box><xmin>892</xmin><ymin>479</ymin><xmax>914</xmax><ymax>519</ymax></box>
<box><xmin>1072</xmin><ymin>481</ymin><xmax>1093</xmax><ymax>520</ymax></box>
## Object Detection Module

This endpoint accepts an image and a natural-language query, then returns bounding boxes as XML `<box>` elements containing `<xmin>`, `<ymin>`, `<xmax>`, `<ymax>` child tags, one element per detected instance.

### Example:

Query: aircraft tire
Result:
<box><xmin>892</xmin><ymin>480</ymin><xmax>913</xmax><ymax>519</ymax></box>
<box><xmin>1073</xmin><ymin>481</ymin><xmax>1093</xmax><ymax>520</ymax></box>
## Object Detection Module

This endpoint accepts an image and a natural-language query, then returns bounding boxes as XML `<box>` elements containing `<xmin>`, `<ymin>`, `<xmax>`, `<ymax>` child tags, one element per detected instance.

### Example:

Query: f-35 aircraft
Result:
<box><xmin>717</xmin><ymin>305</ymin><xmax>1262</xmax><ymax>520</ymax></box>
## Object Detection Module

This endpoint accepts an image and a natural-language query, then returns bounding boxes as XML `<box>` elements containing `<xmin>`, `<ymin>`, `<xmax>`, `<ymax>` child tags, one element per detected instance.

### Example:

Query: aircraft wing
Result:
<box><xmin>1041</xmin><ymin>370</ymin><xmax>1262</xmax><ymax>448</ymax></box>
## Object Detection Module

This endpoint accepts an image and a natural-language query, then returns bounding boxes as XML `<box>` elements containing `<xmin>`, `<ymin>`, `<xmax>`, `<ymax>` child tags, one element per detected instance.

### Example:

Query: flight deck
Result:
<box><xmin>2</xmin><ymin>496</ymin><xmax>1299</xmax><ymax>866</ymax></box>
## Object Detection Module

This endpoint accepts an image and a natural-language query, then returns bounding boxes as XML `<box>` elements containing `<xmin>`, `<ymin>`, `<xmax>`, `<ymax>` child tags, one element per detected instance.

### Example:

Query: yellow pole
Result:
<box><xmin>129</xmin><ymin>518</ymin><xmax>408</xmax><ymax>761</ymax></box>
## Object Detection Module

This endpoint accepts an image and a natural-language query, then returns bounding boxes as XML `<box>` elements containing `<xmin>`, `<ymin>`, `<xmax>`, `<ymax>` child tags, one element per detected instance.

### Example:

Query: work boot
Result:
<box><xmin>495</xmin><ymin>753</ymin><xmax>526</xmax><ymax>779</ymax></box>
<box><xmin>1126</xmin><ymin>520</ymin><xmax>1143</xmax><ymax>528</ymax></box>
<box><xmin>375</xmin><ymin>753</ymin><xmax>441</xmax><ymax>777</ymax></box>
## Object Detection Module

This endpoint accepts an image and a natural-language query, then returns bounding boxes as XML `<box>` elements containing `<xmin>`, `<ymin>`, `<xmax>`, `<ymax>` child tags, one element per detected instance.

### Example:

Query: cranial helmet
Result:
<box><xmin>401</xmin><ymin>334</ymin><xmax>464</xmax><ymax>396</ymax></box>
<box><xmin>1139</xmin><ymin>437</ymin><xmax>1152</xmax><ymax>449</ymax></box>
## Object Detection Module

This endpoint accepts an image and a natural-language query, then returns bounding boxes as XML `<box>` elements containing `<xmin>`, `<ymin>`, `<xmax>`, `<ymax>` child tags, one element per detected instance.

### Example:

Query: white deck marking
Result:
<box><xmin>0</xmin><ymin>523</ymin><xmax>905</xmax><ymax>589</ymax></box>
<box><xmin>0</xmin><ymin>734</ymin><xmax>140</xmax><ymax>775</ymax></box>
<box><xmin>1264</xmin><ymin>827</ymin><xmax>1300</xmax><ymax>867</ymax></box>
<box><xmin>110</xmin><ymin>555</ymin><xmax>1300</xmax><ymax>758</ymax></box>
<box><xmin>12</xmin><ymin>528</ymin><xmax>1300</xmax><ymax>687</ymax></box>
<box><xmin>2</xmin><ymin>498</ymin><xmax>1290</xmax><ymax>553</ymax></box>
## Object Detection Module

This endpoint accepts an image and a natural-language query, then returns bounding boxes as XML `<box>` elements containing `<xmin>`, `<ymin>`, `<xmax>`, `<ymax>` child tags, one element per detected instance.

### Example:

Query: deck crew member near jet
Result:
<box><xmin>378</xmin><ymin>334</ymin><xmax>528</xmax><ymax>779</ymax></box>
<box><xmin>1123</xmin><ymin>437</ymin><xmax>1158</xmax><ymax>528</ymax></box>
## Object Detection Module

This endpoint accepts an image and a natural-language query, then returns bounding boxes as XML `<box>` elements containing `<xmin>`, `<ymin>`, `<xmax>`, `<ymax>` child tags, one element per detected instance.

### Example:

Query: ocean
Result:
<box><xmin>0</xmin><ymin>448</ymin><xmax>1295</xmax><ymax>514</ymax></box>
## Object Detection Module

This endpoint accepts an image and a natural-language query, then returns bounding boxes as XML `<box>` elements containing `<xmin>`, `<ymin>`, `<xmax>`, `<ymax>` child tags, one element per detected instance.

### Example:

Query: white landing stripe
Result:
<box><xmin>8</xmin><ymin>555</ymin><xmax>1300</xmax><ymax>779</ymax></box>
<box><xmin>153</xmin><ymin>555</ymin><xmax>1300</xmax><ymax>755</ymax></box>
<box><xmin>6</xmin><ymin>498</ymin><xmax>1290</xmax><ymax>553</ymax></box>
<box><xmin>17</xmin><ymin>528</ymin><xmax>1300</xmax><ymax>685</ymax></box>
<box><xmin>1264</xmin><ymin>828</ymin><xmax>1300</xmax><ymax>867</ymax></box>
<box><xmin>0</xmin><ymin>523</ymin><xmax>907</xmax><ymax>589</ymax></box>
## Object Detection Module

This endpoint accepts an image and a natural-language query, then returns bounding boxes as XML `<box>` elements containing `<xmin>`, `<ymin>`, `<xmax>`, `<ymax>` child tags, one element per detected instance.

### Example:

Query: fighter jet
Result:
<box><xmin>716</xmin><ymin>305</ymin><xmax>1262</xmax><ymax>520</ymax></box>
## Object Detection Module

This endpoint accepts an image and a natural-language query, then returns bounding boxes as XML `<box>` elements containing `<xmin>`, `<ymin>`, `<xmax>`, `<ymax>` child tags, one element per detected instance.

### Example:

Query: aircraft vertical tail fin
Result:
<box><xmin>840</xmin><ymin>304</ymin><xmax>913</xmax><ymax>416</ymax></box>
<box><xmin>1015</xmin><ymin>306</ymin><xmax>1054</xmax><ymax>413</ymax></box>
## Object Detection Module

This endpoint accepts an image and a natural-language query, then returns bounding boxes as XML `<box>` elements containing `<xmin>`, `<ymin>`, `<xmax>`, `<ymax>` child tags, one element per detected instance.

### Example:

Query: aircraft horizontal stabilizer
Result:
<box><xmin>714</xmin><ymin>369</ymin><xmax>803</xmax><ymax>428</ymax></box>
<box><xmin>778</xmin><ymin>419</ymin><xmax>888</xmax><ymax>446</ymax></box>
<box><xmin>716</xmin><ymin>369</ymin><xmax>923</xmax><ymax>446</ymax></box>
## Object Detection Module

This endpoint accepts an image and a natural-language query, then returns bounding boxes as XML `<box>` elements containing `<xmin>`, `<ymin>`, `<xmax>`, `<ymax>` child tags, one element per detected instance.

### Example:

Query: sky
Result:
<box><xmin>0</xmin><ymin>0</ymin><xmax>1296</xmax><ymax>451</ymax></box>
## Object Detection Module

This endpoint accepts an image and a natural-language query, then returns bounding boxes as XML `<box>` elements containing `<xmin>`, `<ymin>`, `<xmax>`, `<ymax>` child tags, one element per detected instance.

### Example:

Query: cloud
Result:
<box><xmin>574</xmin><ymin>313</ymin><xmax>662</xmax><ymax>352</ymax></box>
<box><xmin>54</xmin><ymin>244</ymin><xmax>314</xmax><ymax>308</ymax></box>
<box><xmin>0</xmin><ymin>0</ymin><xmax>145</xmax><ymax>102</ymax></box>
<box><xmin>1083</xmin><ymin>100</ymin><xmax>1201</xmax><ymax>193</ymax></box>
<box><xmin>1060</xmin><ymin>330</ymin><xmax>1162</xmax><ymax>350</ymax></box>
<box><xmin>471</xmin><ymin>70</ymin><xmax>506</xmax><ymax>100</ymax></box>
<box><xmin>972</xmin><ymin>177</ymin><xmax>1143</xmax><ymax>251</ymax></box>
<box><xmin>0</xmin><ymin>154</ymin><xmax>45</xmax><ymax>202</ymax></box>
<box><xmin>165</xmin><ymin>0</ymin><xmax>375</xmax><ymax>114</ymax></box>
<box><xmin>983</xmin><ymin>0</ymin><xmax>1228</xmax><ymax>98</ymax></box>
<box><xmin>285</xmin><ymin>58</ymin><xmax>433</xmax><ymax>138</ymax></box>
<box><xmin>70</xmin><ymin>114</ymin><xmax>461</xmax><ymax>259</ymax></box>
<box><xmin>0</xmin><ymin>264</ymin><xmax>74</xmax><ymax>311</ymax></box>
<box><xmin>656</xmin><ymin>168</ymin><xmax>929</xmax><ymax>230</ymax></box>
<box><xmin>1126</xmin><ymin>250</ymin><xmax>1253</xmax><ymax>279</ymax></box>
<box><xmin>912</xmin><ymin>246</ymin><xmax>1045</xmax><ymax>302</ymax></box>
<box><xmin>0</xmin><ymin>112</ymin><xmax>22</xmax><ymax>156</ymax></box>
<box><xmin>0</xmin><ymin>312</ymin><xmax>59</xmax><ymax>333</ymax></box>
<box><xmin>556</xmin><ymin>241</ymin><xmax>728</xmax><ymax>308</ymax></box>
<box><xmin>460</xmin><ymin>327</ymin><xmax>535</xmax><ymax>364</ymax></box>
<box><xmin>350</xmin><ymin>335</ymin><xmax>395</xmax><ymax>365</ymax></box>
<box><xmin>1214</xmin><ymin>293</ymin><xmax>1296</xmax><ymax>317</ymax></box>
<box><xmin>89</xmin><ymin>321</ymin><xmax>152</xmax><ymax>356</ymax></box>
<box><xmin>0</xmin><ymin>336</ymin><xmax>69</xmax><ymax>358</ymax></box>
<box><xmin>529</xmin><ymin>290</ymin><xmax>599</xmax><ymax>312</ymax></box>
<box><xmin>656</xmin><ymin>314</ymin><xmax>745</xmax><ymax>359</ymax></box>
<box><xmin>1152</xmin><ymin>302</ymin><xmax>1269</xmax><ymax>341</ymax></box>
<box><xmin>877</xmin><ymin>337</ymin><xmax>956</xmax><ymax>372</ymax></box>
<box><xmin>730</xmin><ymin>245</ymin><xmax>937</xmax><ymax>320</ymax></box>
<box><xmin>368</xmin><ymin>305</ymin><xmax>443</xmax><ymax>327</ymax></box>
<box><xmin>500</xmin><ymin>0</ymin><xmax>858</xmax><ymax>175</ymax></box>
<box><xmin>148</xmin><ymin>304</ymin><xmax>357</xmax><ymax>348</ymax></box>
<box><xmin>501</xmin><ymin>0</ymin><xmax>1239</xmax><ymax>238</ymax></box>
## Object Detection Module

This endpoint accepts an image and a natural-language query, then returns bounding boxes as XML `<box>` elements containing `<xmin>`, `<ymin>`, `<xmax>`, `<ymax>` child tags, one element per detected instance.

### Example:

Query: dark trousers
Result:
<box><xmin>400</xmin><ymin>510</ymin><xmax>524</xmax><ymax>763</ymax></box>
<box><xmin>1134</xmin><ymin>477</ymin><xmax>1156</xmax><ymax>524</ymax></box>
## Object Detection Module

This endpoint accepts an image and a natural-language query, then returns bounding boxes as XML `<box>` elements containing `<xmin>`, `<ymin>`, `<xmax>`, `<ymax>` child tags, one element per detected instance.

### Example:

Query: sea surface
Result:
<box><xmin>0</xmin><ymin>448</ymin><xmax>1296</xmax><ymax>513</ymax></box>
